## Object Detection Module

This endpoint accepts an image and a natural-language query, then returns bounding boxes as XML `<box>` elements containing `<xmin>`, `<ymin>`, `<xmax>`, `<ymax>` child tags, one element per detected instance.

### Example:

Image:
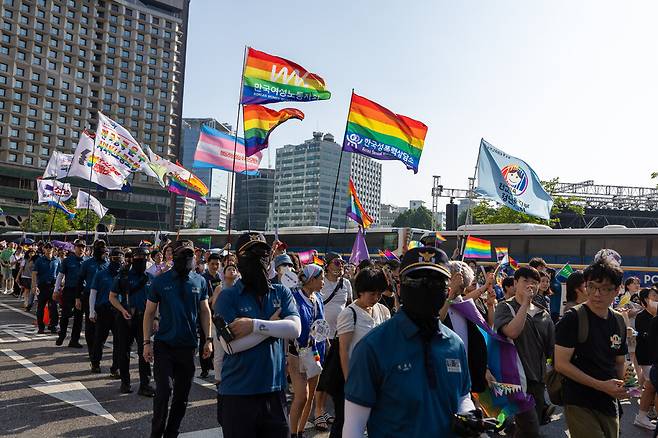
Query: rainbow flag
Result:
<box><xmin>501</xmin><ymin>254</ymin><xmax>520</xmax><ymax>271</ymax></box>
<box><xmin>346</xmin><ymin>179</ymin><xmax>374</xmax><ymax>229</ymax></box>
<box><xmin>168</xmin><ymin>170</ymin><xmax>209</xmax><ymax>205</ymax></box>
<box><xmin>384</xmin><ymin>249</ymin><xmax>400</xmax><ymax>261</ymax></box>
<box><xmin>342</xmin><ymin>92</ymin><xmax>428</xmax><ymax>173</ymax></box>
<box><xmin>407</xmin><ymin>240</ymin><xmax>422</xmax><ymax>250</ymax></box>
<box><xmin>435</xmin><ymin>232</ymin><xmax>447</xmax><ymax>243</ymax></box>
<box><xmin>313</xmin><ymin>256</ymin><xmax>325</xmax><ymax>267</ymax></box>
<box><xmin>243</xmin><ymin>105</ymin><xmax>304</xmax><ymax>157</ymax></box>
<box><xmin>48</xmin><ymin>200</ymin><xmax>76</xmax><ymax>219</ymax></box>
<box><xmin>495</xmin><ymin>247</ymin><xmax>508</xmax><ymax>260</ymax></box>
<box><xmin>463</xmin><ymin>236</ymin><xmax>492</xmax><ymax>259</ymax></box>
<box><xmin>241</xmin><ymin>47</ymin><xmax>331</xmax><ymax>105</ymax></box>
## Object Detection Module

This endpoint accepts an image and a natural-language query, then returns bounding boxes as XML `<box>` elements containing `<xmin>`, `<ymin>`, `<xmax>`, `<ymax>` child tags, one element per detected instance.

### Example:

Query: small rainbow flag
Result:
<box><xmin>495</xmin><ymin>247</ymin><xmax>509</xmax><ymax>260</ymax></box>
<box><xmin>407</xmin><ymin>240</ymin><xmax>422</xmax><ymax>250</ymax></box>
<box><xmin>342</xmin><ymin>92</ymin><xmax>428</xmax><ymax>173</ymax></box>
<box><xmin>435</xmin><ymin>232</ymin><xmax>447</xmax><ymax>243</ymax></box>
<box><xmin>243</xmin><ymin>104</ymin><xmax>304</xmax><ymax>157</ymax></box>
<box><xmin>346</xmin><ymin>179</ymin><xmax>374</xmax><ymax>229</ymax></box>
<box><xmin>463</xmin><ymin>236</ymin><xmax>492</xmax><ymax>259</ymax></box>
<box><xmin>241</xmin><ymin>47</ymin><xmax>331</xmax><ymax>105</ymax></box>
<box><xmin>313</xmin><ymin>256</ymin><xmax>325</xmax><ymax>267</ymax></box>
<box><xmin>168</xmin><ymin>171</ymin><xmax>209</xmax><ymax>205</ymax></box>
<box><xmin>48</xmin><ymin>200</ymin><xmax>76</xmax><ymax>219</ymax></box>
<box><xmin>501</xmin><ymin>254</ymin><xmax>520</xmax><ymax>271</ymax></box>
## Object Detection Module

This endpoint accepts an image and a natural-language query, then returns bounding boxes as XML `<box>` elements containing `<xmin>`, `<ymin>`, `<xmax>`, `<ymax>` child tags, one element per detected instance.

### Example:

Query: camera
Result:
<box><xmin>213</xmin><ymin>315</ymin><xmax>235</xmax><ymax>343</ymax></box>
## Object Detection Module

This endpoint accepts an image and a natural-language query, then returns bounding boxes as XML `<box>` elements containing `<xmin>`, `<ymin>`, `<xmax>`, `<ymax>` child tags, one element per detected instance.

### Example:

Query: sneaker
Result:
<box><xmin>90</xmin><ymin>364</ymin><xmax>101</xmax><ymax>374</ymax></box>
<box><xmin>649</xmin><ymin>407</ymin><xmax>657</xmax><ymax>421</ymax></box>
<box><xmin>200</xmin><ymin>370</ymin><xmax>209</xmax><ymax>379</ymax></box>
<box><xmin>634</xmin><ymin>414</ymin><xmax>656</xmax><ymax>431</ymax></box>
<box><xmin>55</xmin><ymin>337</ymin><xmax>64</xmax><ymax>346</ymax></box>
<box><xmin>109</xmin><ymin>369</ymin><xmax>121</xmax><ymax>379</ymax></box>
<box><xmin>68</xmin><ymin>342</ymin><xmax>83</xmax><ymax>348</ymax></box>
<box><xmin>120</xmin><ymin>383</ymin><xmax>133</xmax><ymax>394</ymax></box>
<box><xmin>138</xmin><ymin>384</ymin><xmax>155</xmax><ymax>397</ymax></box>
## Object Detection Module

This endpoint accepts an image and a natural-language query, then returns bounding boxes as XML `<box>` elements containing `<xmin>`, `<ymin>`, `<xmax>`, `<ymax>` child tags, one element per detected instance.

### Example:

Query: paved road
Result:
<box><xmin>0</xmin><ymin>294</ymin><xmax>653</xmax><ymax>437</ymax></box>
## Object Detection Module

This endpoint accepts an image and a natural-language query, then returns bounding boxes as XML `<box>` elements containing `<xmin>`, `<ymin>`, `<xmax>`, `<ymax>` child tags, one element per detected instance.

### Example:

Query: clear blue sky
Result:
<box><xmin>182</xmin><ymin>0</ymin><xmax>658</xmax><ymax>208</ymax></box>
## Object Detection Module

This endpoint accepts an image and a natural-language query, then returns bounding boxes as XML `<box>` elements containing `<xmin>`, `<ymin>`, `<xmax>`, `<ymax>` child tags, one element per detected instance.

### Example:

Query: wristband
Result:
<box><xmin>143</xmin><ymin>340</ymin><xmax>151</xmax><ymax>345</ymax></box>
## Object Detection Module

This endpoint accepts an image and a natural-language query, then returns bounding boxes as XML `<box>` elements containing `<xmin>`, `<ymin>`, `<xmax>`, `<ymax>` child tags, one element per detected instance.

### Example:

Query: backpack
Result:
<box><xmin>545</xmin><ymin>304</ymin><xmax>626</xmax><ymax>405</ymax></box>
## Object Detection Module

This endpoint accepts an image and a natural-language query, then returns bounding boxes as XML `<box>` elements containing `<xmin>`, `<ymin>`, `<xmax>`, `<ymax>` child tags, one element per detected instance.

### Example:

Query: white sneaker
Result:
<box><xmin>634</xmin><ymin>414</ymin><xmax>656</xmax><ymax>430</ymax></box>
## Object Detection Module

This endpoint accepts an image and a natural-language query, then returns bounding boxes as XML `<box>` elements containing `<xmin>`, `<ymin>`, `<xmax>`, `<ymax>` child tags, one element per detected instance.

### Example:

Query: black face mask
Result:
<box><xmin>400</xmin><ymin>273</ymin><xmax>448</xmax><ymax>339</ymax></box>
<box><xmin>238</xmin><ymin>250</ymin><xmax>271</xmax><ymax>296</ymax></box>
<box><xmin>93</xmin><ymin>248</ymin><xmax>107</xmax><ymax>262</ymax></box>
<box><xmin>174</xmin><ymin>253</ymin><xmax>195</xmax><ymax>276</ymax></box>
<box><xmin>133</xmin><ymin>258</ymin><xmax>147</xmax><ymax>274</ymax></box>
<box><xmin>108</xmin><ymin>260</ymin><xmax>122</xmax><ymax>275</ymax></box>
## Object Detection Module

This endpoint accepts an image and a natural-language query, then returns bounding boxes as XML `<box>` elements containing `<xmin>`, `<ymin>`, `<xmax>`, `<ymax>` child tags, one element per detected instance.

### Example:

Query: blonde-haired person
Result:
<box><xmin>288</xmin><ymin>264</ymin><xmax>328</xmax><ymax>438</ymax></box>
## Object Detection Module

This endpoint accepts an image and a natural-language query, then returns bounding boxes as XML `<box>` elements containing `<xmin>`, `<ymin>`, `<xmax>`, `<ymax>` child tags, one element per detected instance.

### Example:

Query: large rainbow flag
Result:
<box><xmin>243</xmin><ymin>105</ymin><xmax>304</xmax><ymax>157</ymax></box>
<box><xmin>451</xmin><ymin>299</ymin><xmax>535</xmax><ymax>427</ymax></box>
<box><xmin>346</xmin><ymin>178</ymin><xmax>374</xmax><ymax>229</ymax></box>
<box><xmin>241</xmin><ymin>47</ymin><xmax>331</xmax><ymax>105</ymax></box>
<box><xmin>342</xmin><ymin>92</ymin><xmax>428</xmax><ymax>173</ymax></box>
<box><xmin>463</xmin><ymin>236</ymin><xmax>492</xmax><ymax>259</ymax></box>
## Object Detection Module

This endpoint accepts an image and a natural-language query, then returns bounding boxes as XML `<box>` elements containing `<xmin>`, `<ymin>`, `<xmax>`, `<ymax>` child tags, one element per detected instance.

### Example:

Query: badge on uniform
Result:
<box><xmin>445</xmin><ymin>358</ymin><xmax>462</xmax><ymax>373</ymax></box>
<box><xmin>396</xmin><ymin>362</ymin><xmax>412</xmax><ymax>372</ymax></box>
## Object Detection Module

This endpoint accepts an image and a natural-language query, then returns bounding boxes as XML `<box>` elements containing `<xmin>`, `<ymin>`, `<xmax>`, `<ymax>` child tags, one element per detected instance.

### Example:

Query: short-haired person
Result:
<box><xmin>502</xmin><ymin>277</ymin><xmax>516</xmax><ymax>300</ymax></box>
<box><xmin>564</xmin><ymin>271</ymin><xmax>586</xmax><ymax>312</ymax></box>
<box><xmin>330</xmin><ymin>267</ymin><xmax>391</xmax><ymax>437</ymax></box>
<box><xmin>108</xmin><ymin>247</ymin><xmax>156</xmax><ymax>397</ymax></box>
<box><xmin>528</xmin><ymin>257</ymin><xmax>548</xmax><ymax>272</ymax></box>
<box><xmin>343</xmin><ymin>247</ymin><xmax>476</xmax><ymax>437</ymax></box>
<box><xmin>31</xmin><ymin>242</ymin><xmax>60</xmax><ymax>334</ymax></box>
<box><xmin>316</xmin><ymin>252</ymin><xmax>353</xmax><ymax>430</ymax></box>
<box><xmin>555</xmin><ymin>260</ymin><xmax>628</xmax><ymax>438</ymax></box>
<box><xmin>214</xmin><ymin>233</ymin><xmax>301</xmax><ymax>438</ymax></box>
<box><xmin>54</xmin><ymin>239</ymin><xmax>86</xmax><ymax>348</ymax></box>
<box><xmin>634</xmin><ymin>287</ymin><xmax>658</xmax><ymax>430</ymax></box>
<box><xmin>143</xmin><ymin>240</ymin><xmax>213</xmax><ymax>438</ymax></box>
<box><xmin>273</xmin><ymin>254</ymin><xmax>294</xmax><ymax>285</ymax></box>
<box><xmin>494</xmin><ymin>266</ymin><xmax>555</xmax><ymax>437</ymax></box>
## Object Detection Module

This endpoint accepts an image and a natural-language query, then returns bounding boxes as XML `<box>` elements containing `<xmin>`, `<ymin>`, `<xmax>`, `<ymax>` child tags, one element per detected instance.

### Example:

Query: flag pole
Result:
<box><xmin>81</xmin><ymin>127</ymin><xmax>99</xmax><ymax>243</ymax></box>
<box><xmin>227</xmin><ymin>46</ymin><xmax>248</xmax><ymax>243</ymax></box>
<box><xmin>47</xmin><ymin>148</ymin><xmax>76</xmax><ymax>239</ymax></box>
<box><xmin>324</xmin><ymin>89</ymin><xmax>354</xmax><ymax>255</ymax></box>
<box><xmin>121</xmin><ymin>173</ymin><xmax>136</xmax><ymax>237</ymax></box>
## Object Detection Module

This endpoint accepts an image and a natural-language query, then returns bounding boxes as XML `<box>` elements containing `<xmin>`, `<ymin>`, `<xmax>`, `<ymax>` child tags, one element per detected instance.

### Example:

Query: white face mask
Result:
<box><xmin>648</xmin><ymin>300</ymin><xmax>658</xmax><ymax>313</ymax></box>
<box><xmin>277</xmin><ymin>265</ymin><xmax>291</xmax><ymax>276</ymax></box>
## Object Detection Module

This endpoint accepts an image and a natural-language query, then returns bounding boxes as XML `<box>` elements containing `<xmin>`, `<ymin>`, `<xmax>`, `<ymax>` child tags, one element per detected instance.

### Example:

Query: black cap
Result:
<box><xmin>325</xmin><ymin>252</ymin><xmax>343</xmax><ymax>265</ymax></box>
<box><xmin>170</xmin><ymin>239</ymin><xmax>195</xmax><ymax>256</ymax></box>
<box><xmin>133</xmin><ymin>247</ymin><xmax>150</xmax><ymax>257</ymax></box>
<box><xmin>235</xmin><ymin>232</ymin><xmax>270</xmax><ymax>254</ymax></box>
<box><xmin>109</xmin><ymin>248</ymin><xmax>124</xmax><ymax>258</ymax></box>
<box><xmin>93</xmin><ymin>239</ymin><xmax>107</xmax><ymax>249</ymax></box>
<box><xmin>400</xmin><ymin>246</ymin><xmax>451</xmax><ymax>278</ymax></box>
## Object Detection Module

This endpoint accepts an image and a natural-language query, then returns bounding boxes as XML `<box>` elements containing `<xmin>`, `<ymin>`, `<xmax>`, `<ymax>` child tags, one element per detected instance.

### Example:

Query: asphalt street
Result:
<box><xmin>0</xmin><ymin>293</ymin><xmax>653</xmax><ymax>438</ymax></box>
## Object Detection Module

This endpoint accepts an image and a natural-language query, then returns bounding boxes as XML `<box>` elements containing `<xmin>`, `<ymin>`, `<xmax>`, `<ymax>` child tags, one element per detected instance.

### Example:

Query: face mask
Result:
<box><xmin>238</xmin><ymin>251</ymin><xmax>271</xmax><ymax>296</ymax></box>
<box><xmin>93</xmin><ymin>248</ymin><xmax>106</xmax><ymax>261</ymax></box>
<box><xmin>277</xmin><ymin>265</ymin><xmax>291</xmax><ymax>276</ymax></box>
<box><xmin>400</xmin><ymin>273</ymin><xmax>448</xmax><ymax>338</ymax></box>
<box><xmin>174</xmin><ymin>253</ymin><xmax>195</xmax><ymax>276</ymax></box>
<box><xmin>108</xmin><ymin>260</ymin><xmax>122</xmax><ymax>275</ymax></box>
<box><xmin>133</xmin><ymin>259</ymin><xmax>147</xmax><ymax>274</ymax></box>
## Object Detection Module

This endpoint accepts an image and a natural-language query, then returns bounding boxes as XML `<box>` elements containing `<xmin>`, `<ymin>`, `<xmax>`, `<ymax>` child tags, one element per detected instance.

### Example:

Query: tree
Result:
<box><xmin>392</xmin><ymin>205</ymin><xmax>433</xmax><ymax>229</ymax></box>
<box><xmin>21</xmin><ymin>200</ymin><xmax>116</xmax><ymax>233</ymax></box>
<box><xmin>467</xmin><ymin>178</ymin><xmax>584</xmax><ymax>226</ymax></box>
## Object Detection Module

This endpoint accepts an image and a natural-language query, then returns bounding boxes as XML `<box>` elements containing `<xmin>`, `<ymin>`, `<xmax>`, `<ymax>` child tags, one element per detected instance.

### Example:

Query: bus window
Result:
<box><xmin>528</xmin><ymin>238</ymin><xmax>580</xmax><ymax>265</ymax></box>
<box><xmin>585</xmin><ymin>238</ymin><xmax>606</xmax><ymax>263</ymax></box>
<box><xmin>605</xmin><ymin>237</ymin><xmax>647</xmax><ymax>267</ymax></box>
<box><xmin>509</xmin><ymin>237</ymin><xmax>527</xmax><ymax>262</ymax></box>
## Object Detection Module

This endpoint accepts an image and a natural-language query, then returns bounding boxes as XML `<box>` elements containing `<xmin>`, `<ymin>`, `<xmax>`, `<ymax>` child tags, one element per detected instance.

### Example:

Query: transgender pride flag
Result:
<box><xmin>193</xmin><ymin>125</ymin><xmax>261</xmax><ymax>175</ymax></box>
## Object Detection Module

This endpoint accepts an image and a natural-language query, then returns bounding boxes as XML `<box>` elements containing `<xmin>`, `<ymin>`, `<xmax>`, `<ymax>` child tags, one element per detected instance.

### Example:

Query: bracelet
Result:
<box><xmin>143</xmin><ymin>340</ymin><xmax>151</xmax><ymax>345</ymax></box>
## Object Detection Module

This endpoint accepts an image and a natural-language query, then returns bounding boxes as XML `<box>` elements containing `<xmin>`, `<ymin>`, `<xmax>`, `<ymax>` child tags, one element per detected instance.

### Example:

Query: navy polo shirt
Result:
<box><xmin>215</xmin><ymin>279</ymin><xmax>299</xmax><ymax>396</ymax></box>
<box><xmin>79</xmin><ymin>258</ymin><xmax>109</xmax><ymax>296</ymax></box>
<box><xmin>345</xmin><ymin>311</ymin><xmax>471</xmax><ymax>438</ymax></box>
<box><xmin>32</xmin><ymin>255</ymin><xmax>60</xmax><ymax>285</ymax></box>
<box><xmin>202</xmin><ymin>270</ymin><xmax>222</xmax><ymax>296</ymax></box>
<box><xmin>147</xmin><ymin>269</ymin><xmax>209</xmax><ymax>348</ymax></box>
<box><xmin>91</xmin><ymin>269</ymin><xmax>118</xmax><ymax>309</ymax></box>
<box><xmin>58</xmin><ymin>254</ymin><xmax>84</xmax><ymax>288</ymax></box>
<box><xmin>112</xmin><ymin>269</ymin><xmax>153</xmax><ymax>313</ymax></box>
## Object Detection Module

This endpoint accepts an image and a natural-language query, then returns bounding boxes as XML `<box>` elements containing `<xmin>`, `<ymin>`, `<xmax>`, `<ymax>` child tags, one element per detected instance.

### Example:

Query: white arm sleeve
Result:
<box><xmin>89</xmin><ymin>289</ymin><xmax>97</xmax><ymax>317</ymax></box>
<box><xmin>220</xmin><ymin>332</ymin><xmax>268</xmax><ymax>354</ymax></box>
<box><xmin>54</xmin><ymin>273</ymin><xmax>64</xmax><ymax>292</ymax></box>
<box><xmin>457</xmin><ymin>394</ymin><xmax>476</xmax><ymax>413</ymax></box>
<box><xmin>252</xmin><ymin>315</ymin><xmax>301</xmax><ymax>339</ymax></box>
<box><xmin>342</xmin><ymin>400</ymin><xmax>370</xmax><ymax>438</ymax></box>
<box><xmin>213</xmin><ymin>336</ymin><xmax>225</xmax><ymax>382</ymax></box>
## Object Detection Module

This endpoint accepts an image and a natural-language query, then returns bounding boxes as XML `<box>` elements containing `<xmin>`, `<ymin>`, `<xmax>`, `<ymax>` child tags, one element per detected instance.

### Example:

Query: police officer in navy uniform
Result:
<box><xmin>109</xmin><ymin>247</ymin><xmax>156</xmax><ymax>396</ymax></box>
<box><xmin>342</xmin><ymin>246</ymin><xmax>481</xmax><ymax>438</ymax></box>
<box><xmin>89</xmin><ymin>248</ymin><xmax>124</xmax><ymax>376</ymax></box>
<box><xmin>55</xmin><ymin>239</ymin><xmax>86</xmax><ymax>347</ymax></box>
<box><xmin>198</xmin><ymin>252</ymin><xmax>222</xmax><ymax>378</ymax></box>
<box><xmin>31</xmin><ymin>242</ymin><xmax>60</xmax><ymax>334</ymax></box>
<box><xmin>78</xmin><ymin>239</ymin><xmax>111</xmax><ymax>369</ymax></box>
<box><xmin>215</xmin><ymin>232</ymin><xmax>302</xmax><ymax>438</ymax></box>
<box><xmin>142</xmin><ymin>240</ymin><xmax>213</xmax><ymax>438</ymax></box>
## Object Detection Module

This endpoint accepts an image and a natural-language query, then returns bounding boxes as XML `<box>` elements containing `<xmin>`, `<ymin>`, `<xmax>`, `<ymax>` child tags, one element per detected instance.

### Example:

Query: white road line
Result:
<box><xmin>178</xmin><ymin>427</ymin><xmax>223</xmax><ymax>437</ymax></box>
<box><xmin>1</xmin><ymin>348</ymin><xmax>117</xmax><ymax>422</ymax></box>
<box><xmin>2</xmin><ymin>329</ymin><xmax>30</xmax><ymax>342</ymax></box>
<box><xmin>0</xmin><ymin>301</ymin><xmax>36</xmax><ymax>319</ymax></box>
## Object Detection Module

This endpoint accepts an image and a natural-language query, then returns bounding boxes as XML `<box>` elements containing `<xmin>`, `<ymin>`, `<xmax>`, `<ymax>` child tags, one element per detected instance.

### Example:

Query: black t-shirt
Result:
<box><xmin>635</xmin><ymin>310</ymin><xmax>654</xmax><ymax>366</ymax></box>
<box><xmin>555</xmin><ymin>305</ymin><xmax>628</xmax><ymax>417</ymax></box>
<box><xmin>202</xmin><ymin>271</ymin><xmax>221</xmax><ymax>297</ymax></box>
<box><xmin>379</xmin><ymin>293</ymin><xmax>396</xmax><ymax>315</ymax></box>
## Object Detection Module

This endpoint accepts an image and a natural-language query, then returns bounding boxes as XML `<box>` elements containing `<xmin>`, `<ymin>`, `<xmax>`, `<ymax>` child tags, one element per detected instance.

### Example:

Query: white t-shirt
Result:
<box><xmin>320</xmin><ymin>277</ymin><xmax>353</xmax><ymax>337</ymax></box>
<box><xmin>336</xmin><ymin>302</ymin><xmax>390</xmax><ymax>360</ymax></box>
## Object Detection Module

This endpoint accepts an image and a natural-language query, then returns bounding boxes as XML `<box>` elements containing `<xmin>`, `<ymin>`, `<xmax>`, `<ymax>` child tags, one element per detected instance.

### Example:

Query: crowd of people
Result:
<box><xmin>1</xmin><ymin>233</ymin><xmax>657</xmax><ymax>438</ymax></box>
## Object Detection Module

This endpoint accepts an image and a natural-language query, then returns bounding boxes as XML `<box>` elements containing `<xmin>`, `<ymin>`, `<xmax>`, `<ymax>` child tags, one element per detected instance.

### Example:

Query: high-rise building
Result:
<box><xmin>273</xmin><ymin>132</ymin><xmax>381</xmax><ymax>230</ymax></box>
<box><xmin>232</xmin><ymin>168</ymin><xmax>275</xmax><ymax>232</ymax></box>
<box><xmin>195</xmin><ymin>196</ymin><xmax>228</xmax><ymax>230</ymax></box>
<box><xmin>0</xmin><ymin>0</ymin><xmax>190</xmax><ymax>230</ymax></box>
<box><xmin>379</xmin><ymin>203</ymin><xmax>407</xmax><ymax>227</ymax></box>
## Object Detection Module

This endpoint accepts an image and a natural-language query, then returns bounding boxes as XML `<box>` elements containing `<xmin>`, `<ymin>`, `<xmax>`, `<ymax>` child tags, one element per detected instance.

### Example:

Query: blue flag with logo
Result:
<box><xmin>475</xmin><ymin>139</ymin><xmax>553</xmax><ymax>220</ymax></box>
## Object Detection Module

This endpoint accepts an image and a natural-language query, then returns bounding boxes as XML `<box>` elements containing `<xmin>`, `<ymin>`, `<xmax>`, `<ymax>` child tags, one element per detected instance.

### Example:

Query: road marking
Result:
<box><xmin>178</xmin><ymin>427</ymin><xmax>223</xmax><ymax>437</ymax></box>
<box><xmin>0</xmin><ymin>323</ymin><xmax>57</xmax><ymax>343</ymax></box>
<box><xmin>0</xmin><ymin>301</ymin><xmax>36</xmax><ymax>319</ymax></box>
<box><xmin>1</xmin><ymin>348</ymin><xmax>117</xmax><ymax>422</ymax></box>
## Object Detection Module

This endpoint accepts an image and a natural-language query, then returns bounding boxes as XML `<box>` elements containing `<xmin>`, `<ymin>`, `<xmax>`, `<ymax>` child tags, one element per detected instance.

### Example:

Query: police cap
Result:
<box><xmin>400</xmin><ymin>246</ymin><xmax>451</xmax><ymax>278</ymax></box>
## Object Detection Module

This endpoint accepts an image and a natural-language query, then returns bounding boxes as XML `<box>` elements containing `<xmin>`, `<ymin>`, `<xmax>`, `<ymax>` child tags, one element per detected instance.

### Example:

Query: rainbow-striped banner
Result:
<box><xmin>463</xmin><ymin>236</ymin><xmax>492</xmax><ymax>259</ymax></box>
<box><xmin>342</xmin><ymin>92</ymin><xmax>428</xmax><ymax>173</ymax></box>
<box><xmin>241</xmin><ymin>47</ymin><xmax>331</xmax><ymax>105</ymax></box>
<box><xmin>435</xmin><ymin>232</ymin><xmax>447</xmax><ymax>243</ymax></box>
<box><xmin>243</xmin><ymin>104</ymin><xmax>304</xmax><ymax>157</ymax></box>
<box><xmin>346</xmin><ymin>179</ymin><xmax>373</xmax><ymax>229</ymax></box>
<box><xmin>495</xmin><ymin>247</ymin><xmax>509</xmax><ymax>260</ymax></box>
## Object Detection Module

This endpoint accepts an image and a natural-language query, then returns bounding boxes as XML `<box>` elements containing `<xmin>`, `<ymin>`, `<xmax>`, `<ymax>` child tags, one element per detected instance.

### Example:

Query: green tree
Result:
<box><xmin>23</xmin><ymin>207</ymin><xmax>72</xmax><ymax>232</ymax></box>
<box><xmin>468</xmin><ymin>178</ymin><xmax>584</xmax><ymax>226</ymax></box>
<box><xmin>392</xmin><ymin>205</ymin><xmax>433</xmax><ymax>229</ymax></box>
